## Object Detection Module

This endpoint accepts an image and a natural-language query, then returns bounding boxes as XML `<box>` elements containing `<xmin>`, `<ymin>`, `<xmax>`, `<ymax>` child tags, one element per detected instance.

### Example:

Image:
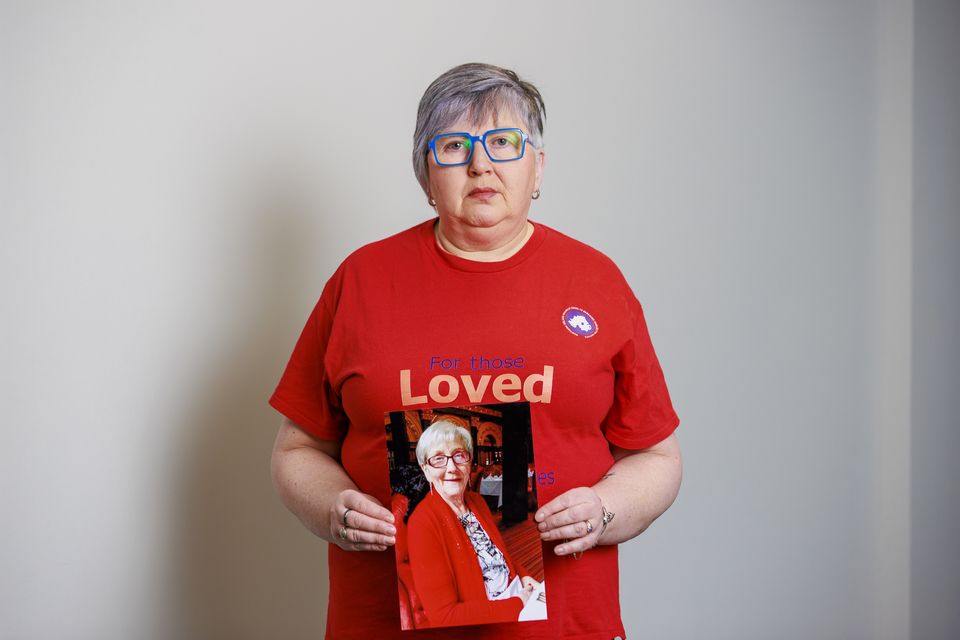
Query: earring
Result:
<box><xmin>428</xmin><ymin>197</ymin><xmax>437</xmax><ymax>207</ymax></box>
<box><xmin>531</xmin><ymin>189</ymin><xmax>541</xmax><ymax>200</ymax></box>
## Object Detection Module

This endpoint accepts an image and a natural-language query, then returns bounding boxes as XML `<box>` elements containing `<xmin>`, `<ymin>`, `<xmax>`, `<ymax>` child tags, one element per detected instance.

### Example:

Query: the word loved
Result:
<box><xmin>400</xmin><ymin>365</ymin><xmax>554</xmax><ymax>406</ymax></box>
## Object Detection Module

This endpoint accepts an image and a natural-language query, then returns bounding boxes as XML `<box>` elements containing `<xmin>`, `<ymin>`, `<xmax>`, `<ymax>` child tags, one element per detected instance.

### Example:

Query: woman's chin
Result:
<box><xmin>439</xmin><ymin>483</ymin><xmax>466</xmax><ymax>499</ymax></box>
<box><xmin>453</xmin><ymin>205</ymin><xmax>513</xmax><ymax>229</ymax></box>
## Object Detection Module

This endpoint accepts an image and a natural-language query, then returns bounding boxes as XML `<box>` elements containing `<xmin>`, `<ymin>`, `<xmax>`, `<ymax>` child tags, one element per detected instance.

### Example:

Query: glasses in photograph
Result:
<box><xmin>426</xmin><ymin>450</ymin><xmax>472</xmax><ymax>468</ymax></box>
<box><xmin>428</xmin><ymin>128</ymin><xmax>532</xmax><ymax>166</ymax></box>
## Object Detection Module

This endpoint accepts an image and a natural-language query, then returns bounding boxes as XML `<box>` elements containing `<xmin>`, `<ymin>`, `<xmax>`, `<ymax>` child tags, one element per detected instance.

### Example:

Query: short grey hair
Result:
<box><xmin>412</xmin><ymin>62</ymin><xmax>547</xmax><ymax>195</ymax></box>
<box><xmin>416</xmin><ymin>420</ymin><xmax>473</xmax><ymax>466</ymax></box>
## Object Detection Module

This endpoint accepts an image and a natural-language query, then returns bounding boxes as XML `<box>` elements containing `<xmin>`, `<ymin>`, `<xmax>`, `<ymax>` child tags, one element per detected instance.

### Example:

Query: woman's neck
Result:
<box><xmin>435</xmin><ymin>219</ymin><xmax>534</xmax><ymax>262</ymax></box>
<box><xmin>437</xmin><ymin>490</ymin><xmax>469</xmax><ymax>517</ymax></box>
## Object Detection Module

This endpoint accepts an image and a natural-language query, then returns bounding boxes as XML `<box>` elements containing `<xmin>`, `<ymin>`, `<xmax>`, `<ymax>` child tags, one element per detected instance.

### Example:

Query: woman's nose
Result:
<box><xmin>468</xmin><ymin>141</ymin><xmax>493</xmax><ymax>174</ymax></box>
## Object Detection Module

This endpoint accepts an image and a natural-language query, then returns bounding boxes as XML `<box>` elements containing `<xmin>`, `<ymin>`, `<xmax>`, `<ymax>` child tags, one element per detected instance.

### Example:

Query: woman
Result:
<box><xmin>270</xmin><ymin>63</ymin><xmax>682</xmax><ymax>640</ymax></box>
<box><xmin>406</xmin><ymin>421</ymin><xmax>541</xmax><ymax>628</ymax></box>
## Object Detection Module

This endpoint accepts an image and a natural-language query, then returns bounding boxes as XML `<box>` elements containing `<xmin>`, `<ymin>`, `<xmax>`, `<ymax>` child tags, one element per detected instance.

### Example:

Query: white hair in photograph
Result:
<box><xmin>415</xmin><ymin>420</ymin><xmax>473</xmax><ymax>466</ymax></box>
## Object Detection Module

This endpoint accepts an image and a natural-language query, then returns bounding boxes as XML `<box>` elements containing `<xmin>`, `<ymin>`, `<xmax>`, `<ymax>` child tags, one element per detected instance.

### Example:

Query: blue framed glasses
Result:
<box><xmin>428</xmin><ymin>128</ymin><xmax>532</xmax><ymax>166</ymax></box>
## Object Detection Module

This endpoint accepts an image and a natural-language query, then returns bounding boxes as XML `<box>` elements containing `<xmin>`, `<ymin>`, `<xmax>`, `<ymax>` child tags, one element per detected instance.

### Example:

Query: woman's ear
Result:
<box><xmin>533</xmin><ymin>147</ymin><xmax>546</xmax><ymax>192</ymax></box>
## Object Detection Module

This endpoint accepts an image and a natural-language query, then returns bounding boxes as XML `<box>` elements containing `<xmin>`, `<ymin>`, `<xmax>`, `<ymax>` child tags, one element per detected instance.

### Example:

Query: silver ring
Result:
<box><xmin>342</xmin><ymin>508</ymin><xmax>353</xmax><ymax>526</ymax></box>
<box><xmin>584</xmin><ymin>520</ymin><xmax>594</xmax><ymax>534</ymax></box>
<box><xmin>338</xmin><ymin>525</ymin><xmax>349</xmax><ymax>540</ymax></box>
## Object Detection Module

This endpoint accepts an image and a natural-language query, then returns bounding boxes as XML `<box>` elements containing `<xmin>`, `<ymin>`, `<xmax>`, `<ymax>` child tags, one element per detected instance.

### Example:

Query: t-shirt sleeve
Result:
<box><xmin>601</xmin><ymin>293</ymin><xmax>680</xmax><ymax>450</ymax></box>
<box><xmin>268</xmin><ymin>293</ymin><xmax>348</xmax><ymax>442</ymax></box>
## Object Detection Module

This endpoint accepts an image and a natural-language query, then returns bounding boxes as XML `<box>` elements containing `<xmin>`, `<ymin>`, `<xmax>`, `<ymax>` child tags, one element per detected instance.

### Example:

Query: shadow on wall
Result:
<box><xmin>164</xmin><ymin>174</ymin><xmax>337</xmax><ymax>639</ymax></box>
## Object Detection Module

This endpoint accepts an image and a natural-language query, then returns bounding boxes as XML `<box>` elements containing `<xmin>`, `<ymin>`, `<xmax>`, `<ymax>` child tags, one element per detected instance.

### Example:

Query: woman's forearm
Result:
<box><xmin>270</xmin><ymin>424</ymin><xmax>358</xmax><ymax>542</ymax></box>
<box><xmin>271</xmin><ymin>420</ymin><xmax>398</xmax><ymax>552</ymax></box>
<box><xmin>591</xmin><ymin>434</ymin><xmax>682</xmax><ymax>545</ymax></box>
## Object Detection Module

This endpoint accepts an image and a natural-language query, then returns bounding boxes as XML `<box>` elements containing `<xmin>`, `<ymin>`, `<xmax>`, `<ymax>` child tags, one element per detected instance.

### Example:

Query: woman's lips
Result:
<box><xmin>468</xmin><ymin>188</ymin><xmax>497</xmax><ymax>201</ymax></box>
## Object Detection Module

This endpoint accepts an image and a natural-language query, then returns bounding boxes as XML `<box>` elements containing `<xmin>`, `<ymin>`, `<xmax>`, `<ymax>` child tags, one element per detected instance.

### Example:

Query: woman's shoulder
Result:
<box><xmin>341</xmin><ymin>219</ymin><xmax>432</xmax><ymax>268</ymax></box>
<box><xmin>316</xmin><ymin>219</ymin><xmax>432</xmax><ymax>307</ymax></box>
<box><xmin>407</xmin><ymin>489</ymin><xmax>444</xmax><ymax>529</ymax></box>
<box><xmin>534</xmin><ymin>221</ymin><xmax>634</xmax><ymax>289</ymax></box>
<box><xmin>463</xmin><ymin>490</ymin><xmax>487</xmax><ymax>510</ymax></box>
<box><xmin>535</xmin><ymin>221</ymin><xmax>628</xmax><ymax>275</ymax></box>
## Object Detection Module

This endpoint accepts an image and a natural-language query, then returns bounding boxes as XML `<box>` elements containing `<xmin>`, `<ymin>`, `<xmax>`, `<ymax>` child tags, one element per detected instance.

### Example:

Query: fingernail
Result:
<box><xmin>535</xmin><ymin>513</ymin><xmax>543</xmax><ymax>522</ymax></box>
<box><xmin>386</xmin><ymin>526</ymin><xmax>396</xmax><ymax>535</ymax></box>
<box><xmin>556</xmin><ymin>546</ymin><xmax>565</xmax><ymax>555</ymax></box>
<box><xmin>386</xmin><ymin>537</ymin><xmax>396</xmax><ymax>544</ymax></box>
<box><xmin>537</xmin><ymin>522</ymin><xmax>546</xmax><ymax>531</ymax></box>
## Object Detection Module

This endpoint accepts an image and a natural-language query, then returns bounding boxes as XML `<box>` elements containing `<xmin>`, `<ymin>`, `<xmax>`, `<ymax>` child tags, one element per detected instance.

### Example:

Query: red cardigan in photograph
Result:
<box><xmin>407</xmin><ymin>489</ymin><xmax>532</xmax><ymax>628</ymax></box>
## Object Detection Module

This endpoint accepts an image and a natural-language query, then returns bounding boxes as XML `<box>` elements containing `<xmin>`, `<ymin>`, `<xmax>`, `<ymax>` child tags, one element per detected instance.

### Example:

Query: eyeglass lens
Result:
<box><xmin>427</xmin><ymin>451</ymin><xmax>471</xmax><ymax>468</ymax></box>
<box><xmin>434</xmin><ymin>129</ymin><xmax>524</xmax><ymax>165</ymax></box>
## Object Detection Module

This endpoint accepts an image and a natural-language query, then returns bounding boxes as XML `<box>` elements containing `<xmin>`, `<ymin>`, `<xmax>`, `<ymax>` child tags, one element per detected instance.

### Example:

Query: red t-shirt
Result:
<box><xmin>269</xmin><ymin>219</ymin><xmax>679</xmax><ymax>640</ymax></box>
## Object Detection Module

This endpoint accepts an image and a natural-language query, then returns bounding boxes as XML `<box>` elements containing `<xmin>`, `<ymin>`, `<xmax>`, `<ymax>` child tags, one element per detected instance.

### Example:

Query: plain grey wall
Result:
<box><xmin>912</xmin><ymin>1</ymin><xmax>960</xmax><ymax>638</ymax></box>
<box><xmin>3</xmin><ymin>1</ymin><xmax>955</xmax><ymax>638</ymax></box>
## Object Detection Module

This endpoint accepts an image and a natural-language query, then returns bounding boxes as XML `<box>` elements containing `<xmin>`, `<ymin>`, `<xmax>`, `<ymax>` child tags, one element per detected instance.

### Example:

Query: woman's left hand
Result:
<box><xmin>535</xmin><ymin>487</ymin><xmax>603</xmax><ymax>556</ymax></box>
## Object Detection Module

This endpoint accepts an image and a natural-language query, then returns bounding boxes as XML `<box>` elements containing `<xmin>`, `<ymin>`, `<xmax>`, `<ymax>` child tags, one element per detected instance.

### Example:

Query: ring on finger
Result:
<box><xmin>342</xmin><ymin>508</ymin><xmax>353</xmax><ymax>526</ymax></box>
<box><xmin>584</xmin><ymin>520</ymin><xmax>594</xmax><ymax>534</ymax></box>
<box><xmin>338</xmin><ymin>525</ymin><xmax>349</xmax><ymax>540</ymax></box>
<box><xmin>562</xmin><ymin>539</ymin><xmax>581</xmax><ymax>560</ymax></box>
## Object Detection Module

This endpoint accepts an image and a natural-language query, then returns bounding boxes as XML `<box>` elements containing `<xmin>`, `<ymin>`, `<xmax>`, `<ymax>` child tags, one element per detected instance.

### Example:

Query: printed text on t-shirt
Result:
<box><xmin>400</xmin><ymin>356</ymin><xmax>553</xmax><ymax>406</ymax></box>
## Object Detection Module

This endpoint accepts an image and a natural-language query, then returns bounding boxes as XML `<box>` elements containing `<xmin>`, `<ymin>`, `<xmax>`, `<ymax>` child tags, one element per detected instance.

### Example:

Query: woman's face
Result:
<box><xmin>426</xmin><ymin>110</ymin><xmax>545</xmax><ymax>240</ymax></box>
<box><xmin>421</xmin><ymin>440</ymin><xmax>471</xmax><ymax>500</ymax></box>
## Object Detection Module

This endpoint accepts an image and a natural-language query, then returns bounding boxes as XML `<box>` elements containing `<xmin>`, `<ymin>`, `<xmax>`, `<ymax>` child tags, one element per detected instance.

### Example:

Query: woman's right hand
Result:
<box><xmin>517</xmin><ymin>580</ymin><xmax>535</xmax><ymax>605</ymax></box>
<box><xmin>329</xmin><ymin>489</ymin><xmax>397</xmax><ymax>551</ymax></box>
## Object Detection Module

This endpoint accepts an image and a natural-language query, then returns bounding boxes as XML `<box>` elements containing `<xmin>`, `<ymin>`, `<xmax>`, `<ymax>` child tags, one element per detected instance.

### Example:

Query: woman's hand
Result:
<box><xmin>329</xmin><ymin>488</ymin><xmax>397</xmax><ymax>552</ymax></box>
<box><xmin>517</xmin><ymin>579</ymin><xmax>535</xmax><ymax>605</ymax></box>
<box><xmin>520</xmin><ymin>576</ymin><xmax>538</xmax><ymax>591</ymax></box>
<box><xmin>535</xmin><ymin>486</ymin><xmax>603</xmax><ymax>556</ymax></box>
<box><xmin>272</xmin><ymin>420</ymin><xmax>398</xmax><ymax>550</ymax></box>
<box><xmin>535</xmin><ymin>435</ymin><xmax>683</xmax><ymax>553</ymax></box>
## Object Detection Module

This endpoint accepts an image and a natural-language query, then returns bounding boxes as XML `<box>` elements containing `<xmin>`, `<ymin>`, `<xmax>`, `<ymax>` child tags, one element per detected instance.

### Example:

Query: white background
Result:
<box><xmin>2</xmin><ymin>1</ymin><xmax>957</xmax><ymax>638</ymax></box>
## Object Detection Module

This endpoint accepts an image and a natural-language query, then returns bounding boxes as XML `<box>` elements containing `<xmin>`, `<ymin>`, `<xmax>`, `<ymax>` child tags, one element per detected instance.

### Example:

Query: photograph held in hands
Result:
<box><xmin>385</xmin><ymin>402</ymin><xmax>547</xmax><ymax>631</ymax></box>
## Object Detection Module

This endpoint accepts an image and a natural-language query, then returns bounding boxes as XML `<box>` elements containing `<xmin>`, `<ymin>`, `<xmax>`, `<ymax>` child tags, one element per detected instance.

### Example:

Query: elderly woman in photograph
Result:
<box><xmin>407</xmin><ymin>421</ymin><xmax>540</xmax><ymax>627</ymax></box>
<box><xmin>270</xmin><ymin>62</ymin><xmax>682</xmax><ymax>640</ymax></box>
